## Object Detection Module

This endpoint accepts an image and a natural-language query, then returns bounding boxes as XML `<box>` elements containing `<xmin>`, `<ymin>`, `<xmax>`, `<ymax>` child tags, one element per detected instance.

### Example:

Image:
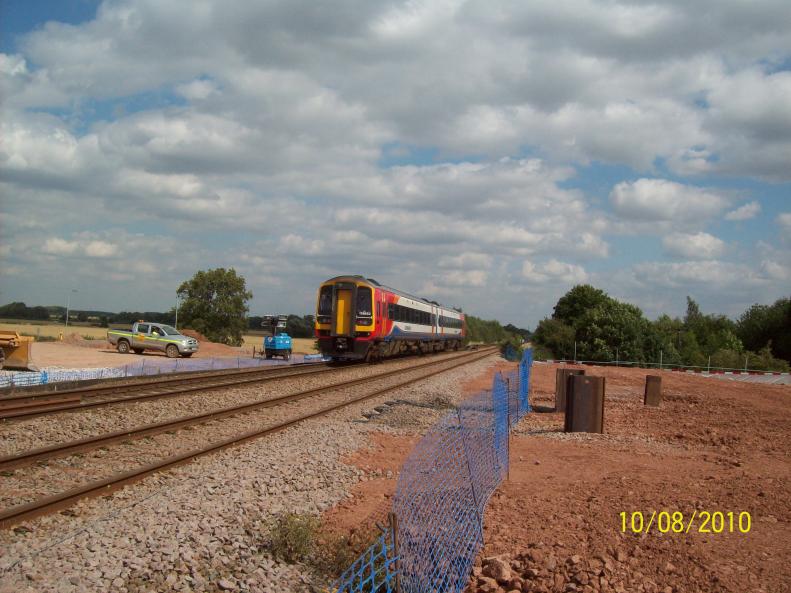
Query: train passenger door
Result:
<box><xmin>334</xmin><ymin>288</ymin><xmax>353</xmax><ymax>336</ymax></box>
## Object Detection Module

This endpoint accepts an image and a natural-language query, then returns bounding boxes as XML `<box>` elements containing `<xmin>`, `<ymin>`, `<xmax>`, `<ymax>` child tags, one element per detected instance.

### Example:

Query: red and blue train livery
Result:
<box><xmin>315</xmin><ymin>275</ymin><xmax>466</xmax><ymax>361</ymax></box>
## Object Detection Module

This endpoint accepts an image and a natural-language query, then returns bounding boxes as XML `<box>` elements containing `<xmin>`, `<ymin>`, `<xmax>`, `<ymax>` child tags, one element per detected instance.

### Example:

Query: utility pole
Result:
<box><xmin>573</xmin><ymin>341</ymin><xmax>577</xmax><ymax>363</ymax></box>
<box><xmin>65</xmin><ymin>289</ymin><xmax>78</xmax><ymax>327</ymax></box>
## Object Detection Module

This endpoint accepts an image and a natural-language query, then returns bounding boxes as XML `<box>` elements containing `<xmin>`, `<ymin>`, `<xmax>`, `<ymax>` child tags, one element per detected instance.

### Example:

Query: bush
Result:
<box><xmin>269</xmin><ymin>513</ymin><xmax>320</xmax><ymax>563</ymax></box>
<box><xmin>710</xmin><ymin>349</ymin><xmax>744</xmax><ymax>370</ymax></box>
<box><xmin>747</xmin><ymin>344</ymin><xmax>790</xmax><ymax>372</ymax></box>
<box><xmin>532</xmin><ymin>344</ymin><xmax>554</xmax><ymax>361</ymax></box>
<box><xmin>20</xmin><ymin>332</ymin><xmax>58</xmax><ymax>342</ymax></box>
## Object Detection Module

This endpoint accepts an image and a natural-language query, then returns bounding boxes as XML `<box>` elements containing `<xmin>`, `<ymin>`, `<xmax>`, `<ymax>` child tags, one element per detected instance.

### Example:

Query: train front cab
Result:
<box><xmin>315</xmin><ymin>278</ymin><xmax>376</xmax><ymax>361</ymax></box>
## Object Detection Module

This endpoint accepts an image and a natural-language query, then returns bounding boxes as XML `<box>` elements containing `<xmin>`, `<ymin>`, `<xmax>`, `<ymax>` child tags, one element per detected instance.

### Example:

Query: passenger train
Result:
<box><xmin>315</xmin><ymin>275</ymin><xmax>466</xmax><ymax>361</ymax></box>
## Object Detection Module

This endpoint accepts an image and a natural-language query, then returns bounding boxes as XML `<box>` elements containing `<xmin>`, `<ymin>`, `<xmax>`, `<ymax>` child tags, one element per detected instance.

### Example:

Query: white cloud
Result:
<box><xmin>760</xmin><ymin>259</ymin><xmax>790</xmax><ymax>281</ymax></box>
<box><xmin>84</xmin><ymin>240</ymin><xmax>119</xmax><ymax>258</ymax></box>
<box><xmin>522</xmin><ymin>259</ymin><xmax>588</xmax><ymax>284</ymax></box>
<box><xmin>176</xmin><ymin>78</ymin><xmax>219</xmax><ymax>101</ymax></box>
<box><xmin>1</xmin><ymin>0</ymin><xmax>790</xmax><ymax>321</ymax></box>
<box><xmin>778</xmin><ymin>213</ymin><xmax>791</xmax><ymax>235</ymax></box>
<box><xmin>725</xmin><ymin>201</ymin><xmax>761</xmax><ymax>221</ymax></box>
<box><xmin>662</xmin><ymin>232</ymin><xmax>726</xmax><ymax>260</ymax></box>
<box><xmin>610</xmin><ymin>179</ymin><xmax>729</xmax><ymax>221</ymax></box>
<box><xmin>41</xmin><ymin>236</ymin><xmax>120</xmax><ymax>259</ymax></box>
<box><xmin>42</xmin><ymin>238</ymin><xmax>79</xmax><ymax>255</ymax></box>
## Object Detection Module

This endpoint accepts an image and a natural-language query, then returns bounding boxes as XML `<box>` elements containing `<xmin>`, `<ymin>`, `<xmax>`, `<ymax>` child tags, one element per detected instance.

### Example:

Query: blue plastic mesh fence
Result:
<box><xmin>519</xmin><ymin>348</ymin><xmax>533</xmax><ymax>415</ymax></box>
<box><xmin>332</xmin><ymin>525</ymin><xmax>398</xmax><ymax>593</ymax></box>
<box><xmin>333</xmin><ymin>350</ymin><xmax>534</xmax><ymax>593</ymax></box>
<box><xmin>504</xmin><ymin>348</ymin><xmax>534</xmax><ymax>426</ymax></box>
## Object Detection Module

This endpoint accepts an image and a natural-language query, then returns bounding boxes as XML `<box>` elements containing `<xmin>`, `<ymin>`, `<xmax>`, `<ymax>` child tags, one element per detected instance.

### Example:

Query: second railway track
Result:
<box><xmin>0</xmin><ymin>347</ymin><xmax>496</xmax><ymax>529</ymax></box>
<box><xmin>0</xmin><ymin>361</ymin><xmax>339</xmax><ymax>420</ymax></box>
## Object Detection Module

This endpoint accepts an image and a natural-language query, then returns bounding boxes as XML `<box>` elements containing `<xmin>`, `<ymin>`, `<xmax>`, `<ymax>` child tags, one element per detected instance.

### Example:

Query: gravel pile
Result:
<box><xmin>0</xmin><ymin>352</ymin><xmax>498</xmax><ymax>593</ymax></box>
<box><xmin>468</xmin><ymin>547</ymin><xmax>689</xmax><ymax>593</ymax></box>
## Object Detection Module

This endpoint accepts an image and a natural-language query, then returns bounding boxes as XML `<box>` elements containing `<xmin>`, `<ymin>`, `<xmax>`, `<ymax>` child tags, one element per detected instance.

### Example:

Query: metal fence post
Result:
<box><xmin>388</xmin><ymin>512</ymin><xmax>402</xmax><ymax>593</ymax></box>
<box><xmin>506</xmin><ymin>401</ymin><xmax>511</xmax><ymax>482</ymax></box>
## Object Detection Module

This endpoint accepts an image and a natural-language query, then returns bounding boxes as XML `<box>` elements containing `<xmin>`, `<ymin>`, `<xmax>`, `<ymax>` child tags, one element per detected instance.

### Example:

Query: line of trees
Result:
<box><xmin>0</xmin><ymin>302</ymin><xmax>51</xmax><ymax>320</ymax></box>
<box><xmin>464</xmin><ymin>315</ymin><xmax>530</xmax><ymax>344</ymax></box>
<box><xmin>532</xmin><ymin>285</ymin><xmax>790</xmax><ymax>371</ymax></box>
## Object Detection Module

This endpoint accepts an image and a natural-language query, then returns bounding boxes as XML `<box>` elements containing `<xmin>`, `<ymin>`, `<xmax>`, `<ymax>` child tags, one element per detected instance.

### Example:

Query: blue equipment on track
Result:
<box><xmin>262</xmin><ymin>315</ymin><xmax>292</xmax><ymax>360</ymax></box>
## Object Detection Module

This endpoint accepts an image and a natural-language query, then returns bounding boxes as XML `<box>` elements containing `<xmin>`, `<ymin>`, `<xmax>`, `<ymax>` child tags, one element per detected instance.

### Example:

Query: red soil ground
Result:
<box><xmin>326</xmin><ymin>360</ymin><xmax>791</xmax><ymax>593</ymax></box>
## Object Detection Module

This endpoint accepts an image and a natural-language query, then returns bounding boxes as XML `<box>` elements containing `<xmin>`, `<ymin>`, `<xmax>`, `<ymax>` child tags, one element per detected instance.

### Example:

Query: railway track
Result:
<box><xmin>0</xmin><ymin>361</ymin><xmax>338</xmax><ymax>420</ymax></box>
<box><xmin>0</xmin><ymin>347</ymin><xmax>495</xmax><ymax>529</ymax></box>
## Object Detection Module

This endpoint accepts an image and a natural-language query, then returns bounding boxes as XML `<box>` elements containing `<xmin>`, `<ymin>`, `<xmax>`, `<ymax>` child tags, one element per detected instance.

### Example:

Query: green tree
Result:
<box><xmin>574</xmin><ymin>301</ymin><xmax>649</xmax><ymax>362</ymax></box>
<box><xmin>176</xmin><ymin>268</ymin><xmax>253</xmax><ymax>346</ymax></box>
<box><xmin>532</xmin><ymin>318</ymin><xmax>575</xmax><ymax>359</ymax></box>
<box><xmin>465</xmin><ymin>315</ymin><xmax>517</xmax><ymax>343</ymax></box>
<box><xmin>552</xmin><ymin>285</ymin><xmax>611</xmax><ymax>327</ymax></box>
<box><xmin>737</xmin><ymin>298</ymin><xmax>791</xmax><ymax>363</ymax></box>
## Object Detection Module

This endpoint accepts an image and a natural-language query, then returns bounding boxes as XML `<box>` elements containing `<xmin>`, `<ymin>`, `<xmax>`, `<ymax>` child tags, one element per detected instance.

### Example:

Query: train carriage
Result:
<box><xmin>315</xmin><ymin>275</ymin><xmax>466</xmax><ymax>361</ymax></box>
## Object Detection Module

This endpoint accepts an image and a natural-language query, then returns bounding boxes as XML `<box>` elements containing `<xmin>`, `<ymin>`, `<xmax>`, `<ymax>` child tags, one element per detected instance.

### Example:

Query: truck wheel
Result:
<box><xmin>284</xmin><ymin>350</ymin><xmax>291</xmax><ymax>361</ymax></box>
<box><xmin>165</xmin><ymin>344</ymin><xmax>179</xmax><ymax>358</ymax></box>
<box><xmin>132</xmin><ymin>348</ymin><xmax>144</xmax><ymax>354</ymax></box>
<box><xmin>117</xmin><ymin>340</ymin><xmax>131</xmax><ymax>354</ymax></box>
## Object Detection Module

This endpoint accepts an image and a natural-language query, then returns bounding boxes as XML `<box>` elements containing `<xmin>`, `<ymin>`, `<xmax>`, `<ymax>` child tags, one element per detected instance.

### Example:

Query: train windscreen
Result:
<box><xmin>356</xmin><ymin>286</ymin><xmax>373</xmax><ymax>319</ymax></box>
<box><xmin>318</xmin><ymin>285</ymin><xmax>332</xmax><ymax>316</ymax></box>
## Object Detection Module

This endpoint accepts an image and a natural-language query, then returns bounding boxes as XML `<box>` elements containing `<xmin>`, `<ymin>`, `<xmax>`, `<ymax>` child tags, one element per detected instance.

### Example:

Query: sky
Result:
<box><xmin>0</xmin><ymin>0</ymin><xmax>790</xmax><ymax>328</ymax></box>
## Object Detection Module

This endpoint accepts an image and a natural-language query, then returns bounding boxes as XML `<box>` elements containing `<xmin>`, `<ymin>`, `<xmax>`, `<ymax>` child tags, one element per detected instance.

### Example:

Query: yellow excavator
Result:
<box><xmin>0</xmin><ymin>331</ymin><xmax>38</xmax><ymax>371</ymax></box>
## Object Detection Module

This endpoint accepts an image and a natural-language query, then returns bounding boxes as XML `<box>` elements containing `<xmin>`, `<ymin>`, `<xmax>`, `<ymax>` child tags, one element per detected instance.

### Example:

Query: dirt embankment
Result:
<box><xmin>328</xmin><ymin>361</ymin><xmax>791</xmax><ymax>593</ymax></box>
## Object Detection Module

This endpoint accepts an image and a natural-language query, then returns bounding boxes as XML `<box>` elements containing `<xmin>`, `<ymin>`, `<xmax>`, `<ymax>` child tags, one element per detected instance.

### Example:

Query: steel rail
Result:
<box><xmin>0</xmin><ymin>362</ymin><xmax>329</xmax><ymax>412</ymax></box>
<box><xmin>0</xmin><ymin>348</ymin><xmax>495</xmax><ymax>471</ymax></box>
<box><xmin>0</xmin><ymin>363</ymin><xmax>337</xmax><ymax>421</ymax></box>
<box><xmin>0</xmin><ymin>348</ymin><xmax>495</xmax><ymax>529</ymax></box>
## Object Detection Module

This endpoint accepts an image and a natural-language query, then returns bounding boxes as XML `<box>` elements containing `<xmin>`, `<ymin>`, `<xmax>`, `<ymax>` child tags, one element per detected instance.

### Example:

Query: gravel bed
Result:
<box><xmin>0</xmin><ymin>353</ymin><xmax>468</xmax><ymax>457</ymax></box>
<box><xmin>0</xmin><ymin>351</ymin><xmax>497</xmax><ymax>593</ymax></box>
<box><xmin>1</xmin><ymin>354</ymin><xmax>492</xmax><ymax>506</ymax></box>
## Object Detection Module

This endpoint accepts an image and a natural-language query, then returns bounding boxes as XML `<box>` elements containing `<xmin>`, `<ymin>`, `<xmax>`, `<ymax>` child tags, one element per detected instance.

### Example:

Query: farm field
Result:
<box><xmin>0</xmin><ymin>322</ymin><xmax>107</xmax><ymax>340</ymax></box>
<box><xmin>0</xmin><ymin>322</ymin><xmax>320</xmax><ymax>371</ymax></box>
<box><xmin>0</xmin><ymin>323</ymin><xmax>318</xmax><ymax>355</ymax></box>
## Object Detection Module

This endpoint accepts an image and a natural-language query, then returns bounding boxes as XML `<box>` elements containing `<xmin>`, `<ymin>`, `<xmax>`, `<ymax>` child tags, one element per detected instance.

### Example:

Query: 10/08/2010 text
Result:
<box><xmin>619</xmin><ymin>511</ymin><xmax>751</xmax><ymax>534</ymax></box>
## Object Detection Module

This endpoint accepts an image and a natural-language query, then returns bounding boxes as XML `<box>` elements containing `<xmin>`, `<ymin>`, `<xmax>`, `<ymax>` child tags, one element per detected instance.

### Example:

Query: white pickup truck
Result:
<box><xmin>107</xmin><ymin>322</ymin><xmax>199</xmax><ymax>358</ymax></box>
